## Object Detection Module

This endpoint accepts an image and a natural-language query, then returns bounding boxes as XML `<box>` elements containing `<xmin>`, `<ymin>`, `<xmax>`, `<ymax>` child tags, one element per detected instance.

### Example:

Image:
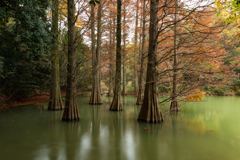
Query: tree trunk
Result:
<box><xmin>48</xmin><ymin>0</ymin><xmax>64</xmax><ymax>110</ymax></box>
<box><xmin>136</xmin><ymin>0</ymin><xmax>146</xmax><ymax>105</ymax></box>
<box><xmin>89</xmin><ymin>1</ymin><xmax>103</xmax><ymax>104</ymax></box>
<box><xmin>138</xmin><ymin>0</ymin><xmax>163</xmax><ymax>123</ymax></box>
<box><xmin>99</xmin><ymin>70</ymin><xmax>102</xmax><ymax>94</ymax></box>
<box><xmin>62</xmin><ymin>0</ymin><xmax>80</xmax><ymax>121</ymax></box>
<box><xmin>170</xmin><ymin>0</ymin><xmax>180</xmax><ymax>112</ymax></box>
<box><xmin>108</xmin><ymin>6</ymin><xmax>114</xmax><ymax>97</ymax></box>
<box><xmin>112</xmin><ymin>18</ymin><xmax>116</xmax><ymax>94</ymax></box>
<box><xmin>134</xmin><ymin>0</ymin><xmax>139</xmax><ymax>94</ymax></box>
<box><xmin>122</xmin><ymin>3</ymin><xmax>127</xmax><ymax>95</ymax></box>
<box><xmin>109</xmin><ymin>0</ymin><xmax>122</xmax><ymax>111</ymax></box>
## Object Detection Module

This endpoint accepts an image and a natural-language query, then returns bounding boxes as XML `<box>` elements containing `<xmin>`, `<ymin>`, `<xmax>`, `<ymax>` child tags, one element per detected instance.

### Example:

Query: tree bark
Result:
<box><xmin>138</xmin><ymin>0</ymin><xmax>163</xmax><ymax>123</ymax></box>
<box><xmin>122</xmin><ymin>2</ymin><xmax>127</xmax><ymax>95</ymax></box>
<box><xmin>89</xmin><ymin>1</ymin><xmax>103</xmax><ymax>104</ymax></box>
<box><xmin>136</xmin><ymin>0</ymin><xmax>146</xmax><ymax>105</ymax></box>
<box><xmin>62</xmin><ymin>0</ymin><xmax>80</xmax><ymax>121</ymax></box>
<box><xmin>109</xmin><ymin>0</ymin><xmax>122</xmax><ymax>111</ymax></box>
<box><xmin>48</xmin><ymin>0</ymin><xmax>64</xmax><ymax>110</ymax></box>
<box><xmin>170</xmin><ymin>0</ymin><xmax>180</xmax><ymax>112</ymax></box>
<box><xmin>108</xmin><ymin>5</ymin><xmax>114</xmax><ymax>97</ymax></box>
<box><xmin>112</xmin><ymin>17</ymin><xmax>116</xmax><ymax>94</ymax></box>
<box><xmin>134</xmin><ymin>0</ymin><xmax>139</xmax><ymax>94</ymax></box>
<box><xmin>99</xmin><ymin>70</ymin><xmax>102</xmax><ymax>94</ymax></box>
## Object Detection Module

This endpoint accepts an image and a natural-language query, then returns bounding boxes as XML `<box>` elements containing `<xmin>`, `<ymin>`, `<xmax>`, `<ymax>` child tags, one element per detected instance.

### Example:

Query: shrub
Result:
<box><xmin>186</xmin><ymin>89</ymin><xmax>205</xmax><ymax>101</ymax></box>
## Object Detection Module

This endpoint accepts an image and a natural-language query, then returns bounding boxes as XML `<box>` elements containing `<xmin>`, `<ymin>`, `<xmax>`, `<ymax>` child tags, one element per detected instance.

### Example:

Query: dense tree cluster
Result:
<box><xmin>0</xmin><ymin>0</ymin><xmax>51</xmax><ymax>102</ymax></box>
<box><xmin>1</xmin><ymin>0</ymin><xmax>240</xmax><ymax>122</ymax></box>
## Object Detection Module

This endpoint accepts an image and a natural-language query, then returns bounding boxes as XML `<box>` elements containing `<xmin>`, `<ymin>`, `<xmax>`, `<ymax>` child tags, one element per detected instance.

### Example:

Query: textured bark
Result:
<box><xmin>112</xmin><ymin>18</ymin><xmax>116</xmax><ymax>94</ymax></box>
<box><xmin>138</xmin><ymin>0</ymin><xmax>163</xmax><ymax>123</ymax></box>
<box><xmin>108</xmin><ymin>8</ymin><xmax>114</xmax><ymax>97</ymax></box>
<box><xmin>109</xmin><ymin>0</ymin><xmax>122</xmax><ymax>111</ymax></box>
<box><xmin>136</xmin><ymin>0</ymin><xmax>146</xmax><ymax>105</ymax></box>
<box><xmin>134</xmin><ymin>0</ymin><xmax>139</xmax><ymax>94</ymax></box>
<box><xmin>62</xmin><ymin>0</ymin><xmax>80</xmax><ymax>121</ymax></box>
<box><xmin>99</xmin><ymin>71</ymin><xmax>102</xmax><ymax>94</ymax></box>
<box><xmin>122</xmin><ymin>3</ymin><xmax>127</xmax><ymax>95</ymax></box>
<box><xmin>170</xmin><ymin>0</ymin><xmax>180</xmax><ymax>112</ymax></box>
<box><xmin>89</xmin><ymin>1</ymin><xmax>102</xmax><ymax>104</ymax></box>
<box><xmin>48</xmin><ymin>0</ymin><xmax>64</xmax><ymax>110</ymax></box>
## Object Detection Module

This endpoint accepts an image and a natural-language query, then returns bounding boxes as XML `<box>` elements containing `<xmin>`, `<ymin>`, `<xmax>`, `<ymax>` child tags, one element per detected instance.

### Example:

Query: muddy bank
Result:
<box><xmin>0</xmin><ymin>91</ymin><xmax>90</xmax><ymax>110</ymax></box>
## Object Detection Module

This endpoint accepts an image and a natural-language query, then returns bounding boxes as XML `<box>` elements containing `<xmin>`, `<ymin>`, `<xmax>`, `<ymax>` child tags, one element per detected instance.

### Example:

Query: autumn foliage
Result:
<box><xmin>186</xmin><ymin>89</ymin><xmax>205</xmax><ymax>102</ymax></box>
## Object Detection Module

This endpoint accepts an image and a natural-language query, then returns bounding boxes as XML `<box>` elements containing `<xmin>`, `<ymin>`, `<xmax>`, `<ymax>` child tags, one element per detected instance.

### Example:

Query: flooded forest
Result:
<box><xmin>1</xmin><ymin>0</ymin><xmax>240</xmax><ymax>159</ymax></box>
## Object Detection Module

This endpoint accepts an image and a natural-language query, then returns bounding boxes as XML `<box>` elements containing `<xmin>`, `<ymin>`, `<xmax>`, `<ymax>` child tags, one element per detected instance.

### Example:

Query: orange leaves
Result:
<box><xmin>236</xmin><ymin>32</ymin><xmax>240</xmax><ymax>39</ymax></box>
<box><xmin>186</xmin><ymin>89</ymin><xmax>205</xmax><ymax>102</ymax></box>
<box><xmin>76</xmin><ymin>18</ymin><xmax>83</xmax><ymax>28</ymax></box>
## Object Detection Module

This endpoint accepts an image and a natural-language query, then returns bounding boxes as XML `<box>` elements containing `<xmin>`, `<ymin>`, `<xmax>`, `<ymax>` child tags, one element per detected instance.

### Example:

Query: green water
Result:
<box><xmin>1</xmin><ymin>96</ymin><xmax>240</xmax><ymax>160</ymax></box>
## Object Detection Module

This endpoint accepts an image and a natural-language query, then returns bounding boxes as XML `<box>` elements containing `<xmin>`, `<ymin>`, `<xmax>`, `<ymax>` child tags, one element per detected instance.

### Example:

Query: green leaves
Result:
<box><xmin>0</xmin><ymin>0</ymin><xmax>52</xmax><ymax>101</ymax></box>
<box><xmin>215</xmin><ymin>0</ymin><xmax>240</xmax><ymax>23</ymax></box>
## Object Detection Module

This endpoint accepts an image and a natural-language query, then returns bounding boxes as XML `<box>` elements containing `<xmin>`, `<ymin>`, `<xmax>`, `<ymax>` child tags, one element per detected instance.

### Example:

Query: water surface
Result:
<box><xmin>1</xmin><ymin>96</ymin><xmax>240</xmax><ymax>160</ymax></box>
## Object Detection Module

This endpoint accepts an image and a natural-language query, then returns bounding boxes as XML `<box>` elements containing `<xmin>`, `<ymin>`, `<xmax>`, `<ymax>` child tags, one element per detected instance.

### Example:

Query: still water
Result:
<box><xmin>1</xmin><ymin>95</ymin><xmax>240</xmax><ymax>160</ymax></box>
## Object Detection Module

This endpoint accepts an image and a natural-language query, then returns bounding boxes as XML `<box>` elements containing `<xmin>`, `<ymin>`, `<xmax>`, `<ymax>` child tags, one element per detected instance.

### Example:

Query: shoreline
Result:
<box><xmin>0</xmin><ymin>91</ymin><xmax>90</xmax><ymax>110</ymax></box>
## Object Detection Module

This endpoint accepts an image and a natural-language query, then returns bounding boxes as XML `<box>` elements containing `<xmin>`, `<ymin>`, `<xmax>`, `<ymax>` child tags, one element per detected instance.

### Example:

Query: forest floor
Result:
<box><xmin>0</xmin><ymin>91</ymin><xmax>90</xmax><ymax>110</ymax></box>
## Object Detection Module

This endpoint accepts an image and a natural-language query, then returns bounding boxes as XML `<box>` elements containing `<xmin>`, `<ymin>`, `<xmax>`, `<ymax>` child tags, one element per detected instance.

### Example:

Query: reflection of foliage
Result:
<box><xmin>186</xmin><ymin>119</ymin><xmax>206</xmax><ymax>133</ymax></box>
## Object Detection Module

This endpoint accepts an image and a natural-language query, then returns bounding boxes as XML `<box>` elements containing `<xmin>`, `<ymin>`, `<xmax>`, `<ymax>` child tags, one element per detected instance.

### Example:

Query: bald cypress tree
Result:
<box><xmin>62</xmin><ymin>0</ymin><xmax>80</xmax><ymax>121</ymax></box>
<box><xmin>138</xmin><ymin>0</ymin><xmax>163</xmax><ymax>123</ymax></box>
<box><xmin>109</xmin><ymin>0</ymin><xmax>122</xmax><ymax>111</ymax></box>
<box><xmin>89</xmin><ymin>0</ymin><xmax>103</xmax><ymax>105</ymax></box>
<box><xmin>170</xmin><ymin>0</ymin><xmax>180</xmax><ymax>112</ymax></box>
<box><xmin>134</xmin><ymin>0</ymin><xmax>139</xmax><ymax>94</ymax></box>
<box><xmin>136</xmin><ymin>0</ymin><xmax>146</xmax><ymax>105</ymax></box>
<box><xmin>48</xmin><ymin>0</ymin><xmax>64</xmax><ymax>110</ymax></box>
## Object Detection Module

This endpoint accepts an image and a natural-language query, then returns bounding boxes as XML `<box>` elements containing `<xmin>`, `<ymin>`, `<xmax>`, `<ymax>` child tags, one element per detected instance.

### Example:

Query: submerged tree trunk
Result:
<box><xmin>48</xmin><ymin>0</ymin><xmax>64</xmax><ymax>110</ymax></box>
<box><xmin>109</xmin><ymin>0</ymin><xmax>122</xmax><ymax>111</ymax></box>
<box><xmin>170</xmin><ymin>0</ymin><xmax>179</xmax><ymax>112</ymax></box>
<box><xmin>122</xmin><ymin>3</ymin><xmax>127</xmax><ymax>95</ymax></box>
<box><xmin>134</xmin><ymin>0</ymin><xmax>139</xmax><ymax>94</ymax></box>
<box><xmin>138</xmin><ymin>0</ymin><xmax>163</xmax><ymax>123</ymax></box>
<box><xmin>89</xmin><ymin>1</ymin><xmax>102</xmax><ymax>104</ymax></box>
<box><xmin>62</xmin><ymin>0</ymin><xmax>80</xmax><ymax>121</ymax></box>
<box><xmin>136</xmin><ymin>0</ymin><xmax>146</xmax><ymax>105</ymax></box>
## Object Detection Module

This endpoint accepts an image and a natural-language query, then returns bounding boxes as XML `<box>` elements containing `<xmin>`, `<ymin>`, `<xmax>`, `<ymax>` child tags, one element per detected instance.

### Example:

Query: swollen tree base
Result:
<box><xmin>48</xmin><ymin>98</ymin><xmax>64</xmax><ymax>110</ymax></box>
<box><xmin>89</xmin><ymin>88</ymin><xmax>102</xmax><ymax>105</ymax></box>
<box><xmin>109</xmin><ymin>93</ymin><xmax>122</xmax><ymax>111</ymax></box>
<box><xmin>108</xmin><ymin>85</ymin><xmax>114</xmax><ymax>96</ymax></box>
<box><xmin>62</xmin><ymin>104</ymin><xmax>80</xmax><ymax>121</ymax></box>
<box><xmin>138</xmin><ymin>94</ymin><xmax>163</xmax><ymax>123</ymax></box>
<box><xmin>48</xmin><ymin>88</ymin><xmax>64</xmax><ymax>110</ymax></box>
<box><xmin>136</xmin><ymin>93</ymin><xmax>143</xmax><ymax>105</ymax></box>
<box><xmin>170</xmin><ymin>100</ymin><xmax>180</xmax><ymax>112</ymax></box>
